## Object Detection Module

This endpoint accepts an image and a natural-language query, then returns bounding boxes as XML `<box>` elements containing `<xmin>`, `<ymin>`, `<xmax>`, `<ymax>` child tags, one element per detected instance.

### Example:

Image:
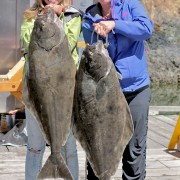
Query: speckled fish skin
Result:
<box><xmin>22</xmin><ymin>10</ymin><xmax>75</xmax><ymax>180</ymax></box>
<box><xmin>73</xmin><ymin>40</ymin><xmax>134</xmax><ymax>180</ymax></box>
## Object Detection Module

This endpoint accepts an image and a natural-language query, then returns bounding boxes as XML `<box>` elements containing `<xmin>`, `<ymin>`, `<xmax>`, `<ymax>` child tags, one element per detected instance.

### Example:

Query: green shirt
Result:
<box><xmin>20</xmin><ymin>12</ymin><xmax>81</xmax><ymax>68</ymax></box>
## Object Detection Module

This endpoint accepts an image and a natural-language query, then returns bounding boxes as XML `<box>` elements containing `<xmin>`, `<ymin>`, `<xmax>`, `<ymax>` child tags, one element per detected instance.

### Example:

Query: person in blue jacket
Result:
<box><xmin>82</xmin><ymin>0</ymin><xmax>154</xmax><ymax>179</ymax></box>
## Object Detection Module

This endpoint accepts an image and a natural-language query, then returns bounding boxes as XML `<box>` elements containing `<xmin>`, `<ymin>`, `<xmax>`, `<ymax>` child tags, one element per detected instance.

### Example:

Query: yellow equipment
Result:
<box><xmin>0</xmin><ymin>58</ymin><xmax>25</xmax><ymax>101</ymax></box>
<box><xmin>168</xmin><ymin>115</ymin><xmax>180</xmax><ymax>151</ymax></box>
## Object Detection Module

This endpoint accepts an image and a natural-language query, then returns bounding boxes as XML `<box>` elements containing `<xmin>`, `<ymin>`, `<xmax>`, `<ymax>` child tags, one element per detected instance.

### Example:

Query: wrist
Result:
<box><xmin>56</xmin><ymin>5</ymin><xmax>65</xmax><ymax>16</ymax></box>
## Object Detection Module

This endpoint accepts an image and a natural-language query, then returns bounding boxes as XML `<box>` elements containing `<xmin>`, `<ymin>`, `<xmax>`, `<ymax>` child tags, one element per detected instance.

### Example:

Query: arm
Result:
<box><xmin>64</xmin><ymin>16</ymin><xmax>82</xmax><ymax>51</ymax></box>
<box><xmin>20</xmin><ymin>19</ymin><xmax>35</xmax><ymax>58</ymax></box>
<box><xmin>114</xmin><ymin>0</ymin><xmax>154</xmax><ymax>41</ymax></box>
<box><xmin>82</xmin><ymin>19</ymin><xmax>95</xmax><ymax>44</ymax></box>
<box><xmin>82</xmin><ymin>20</ymin><xmax>117</xmax><ymax>61</ymax></box>
<box><xmin>82</xmin><ymin>19</ymin><xmax>107</xmax><ymax>45</ymax></box>
<box><xmin>64</xmin><ymin>16</ymin><xmax>82</xmax><ymax>67</ymax></box>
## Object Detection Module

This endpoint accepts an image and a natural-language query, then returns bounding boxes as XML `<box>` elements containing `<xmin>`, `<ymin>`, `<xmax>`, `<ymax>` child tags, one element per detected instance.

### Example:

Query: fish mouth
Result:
<box><xmin>34</xmin><ymin>9</ymin><xmax>57</xmax><ymax>39</ymax></box>
<box><xmin>33</xmin><ymin>9</ymin><xmax>63</xmax><ymax>50</ymax></box>
<box><xmin>34</xmin><ymin>20</ymin><xmax>58</xmax><ymax>50</ymax></box>
<box><xmin>83</xmin><ymin>42</ymin><xmax>112</xmax><ymax>82</ymax></box>
<box><xmin>84</xmin><ymin>47</ymin><xmax>105</xmax><ymax>81</ymax></box>
<box><xmin>34</xmin><ymin>11</ymin><xmax>55</xmax><ymax>39</ymax></box>
<box><xmin>35</xmin><ymin>18</ymin><xmax>56</xmax><ymax>39</ymax></box>
<box><xmin>84</xmin><ymin>46</ymin><xmax>96</xmax><ymax>66</ymax></box>
<box><xmin>85</xmin><ymin>41</ymin><xmax>105</xmax><ymax>57</ymax></box>
<box><xmin>84</xmin><ymin>44</ymin><xmax>104</xmax><ymax>63</ymax></box>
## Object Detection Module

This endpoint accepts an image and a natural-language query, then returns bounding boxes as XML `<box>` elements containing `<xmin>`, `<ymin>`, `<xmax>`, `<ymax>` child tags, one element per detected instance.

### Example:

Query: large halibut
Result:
<box><xmin>73</xmin><ymin>40</ymin><xmax>133</xmax><ymax>179</ymax></box>
<box><xmin>22</xmin><ymin>10</ymin><xmax>76</xmax><ymax>180</ymax></box>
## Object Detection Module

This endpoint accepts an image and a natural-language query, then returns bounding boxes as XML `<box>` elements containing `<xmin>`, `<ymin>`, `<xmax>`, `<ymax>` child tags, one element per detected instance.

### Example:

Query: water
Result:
<box><xmin>150</xmin><ymin>85</ymin><xmax>180</xmax><ymax>106</ymax></box>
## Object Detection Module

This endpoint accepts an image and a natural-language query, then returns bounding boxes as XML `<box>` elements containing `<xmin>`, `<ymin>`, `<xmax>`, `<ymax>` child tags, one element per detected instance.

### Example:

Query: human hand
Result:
<box><xmin>43</xmin><ymin>4</ymin><xmax>65</xmax><ymax>16</ymax></box>
<box><xmin>9</xmin><ymin>109</ymin><xmax>18</xmax><ymax>115</ymax></box>
<box><xmin>93</xmin><ymin>21</ymin><xmax>115</xmax><ymax>37</ymax></box>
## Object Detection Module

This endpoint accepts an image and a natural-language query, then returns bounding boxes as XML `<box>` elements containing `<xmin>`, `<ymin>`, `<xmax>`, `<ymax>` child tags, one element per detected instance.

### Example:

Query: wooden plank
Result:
<box><xmin>0</xmin><ymin>148</ymin><xmax>180</xmax><ymax>179</ymax></box>
<box><xmin>161</xmin><ymin>159</ymin><xmax>180</xmax><ymax>167</ymax></box>
<box><xmin>147</xmin><ymin>137</ymin><xmax>164</xmax><ymax>149</ymax></box>
<box><xmin>0</xmin><ymin>114</ymin><xmax>180</xmax><ymax>179</ymax></box>
<box><xmin>149</xmin><ymin>106</ymin><xmax>180</xmax><ymax>115</ymax></box>
<box><xmin>147</xmin><ymin>115</ymin><xmax>174</xmax><ymax>148</ymax></box>
<box><xmin>77</xmin><ymin>41</ymin><xmax>86</xmax><ymax>48</ymax></box>
<box><xmin>0</xmin><ymin>174</ymin><xmax>25</xmax><ymax>180</ymax></box>
<box><xmin>147</xmin><ymin>130</ymin><xmax>169</xmax><ymax>148</ymax></box>
<box><xmin>153</xmin><ymin>115</ymin><xmax>178</xmax><ymax>126</ymax></box>
<box><xmin>0</xmin><ymin>75</ymin><xmax>8</xmax><ymax>81</ymax></box>
<box><xmin>6</xmin><ymin>58</ymin><xmax>25</xmax><ymax>81</ymax></box>
<box><xmin>0</xmin><ymin>146</ymin><xmax>26</xmax><ymax>152</ymax></box>
<box><xmin>146</xmin><ymin>149</ymin><xmax>180</xmax><ymax>161</ymax></box>
<box><xmin>148</xmin><ymin>116</ymin><xmax>174</xmax><ymax>138</ymax></box>
<box><xmin>146</xmin><ymin>160</ymin><xmax>166</xmax><ymax>169</ymax></box>
<box><xmin>0</xmin><ymin>58</ymin><xmax>24</xmax><ymax>101</ymax></box>
<box><xmin>146</xmin><ymin>176</ymin><xmax>180</xmax><ymax>180</ymax></box>
<box><xmin>146</xmin><ymin>167</ymin><xmax>180</xmax><ymax>176</ymax></box>
<box><xmin>168</xmin><ymin>115</ymin><xmax>180</xmax><ymax>121</ymax></box>
<box><xmin>0</xmin><ymin>81</ymin><xmax>21</xmax><ymax>91</ymax></box>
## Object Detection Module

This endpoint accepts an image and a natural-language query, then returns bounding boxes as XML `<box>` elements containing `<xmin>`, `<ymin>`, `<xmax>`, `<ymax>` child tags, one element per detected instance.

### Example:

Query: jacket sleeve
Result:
<box><xmin>64</xmin><ymin>16</ymin><xmax>81</xmax><ymax>67</ymax></box>
<box><xmin>82</xmin><ymin>19</ymin><xmax>95</xmax><ymax>44</ymax></box>
<box><xmin>82</xmin><ymin>19</ymin><xmax>117</xmax><ymax>62</ymax></box>
<box><xmin>114</xmin><ymin>0</ymin><xmax>154</xmax><ymax>41</ymax></box>
<box><xmin>64</xmin><ymin>16</ymin><xmax>82</xmax><ymax>52</ymax></box>
<box><xmin>20</xmin><ymin>19</ymin><xmax>35</xmax><ymax>57</ymax></box>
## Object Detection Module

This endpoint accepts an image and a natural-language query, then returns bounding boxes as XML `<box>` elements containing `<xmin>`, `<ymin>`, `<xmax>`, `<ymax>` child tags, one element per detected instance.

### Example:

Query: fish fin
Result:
<box><xmin>116</xmin><ymin>72</ymin><xmax>123</xmax><ymax>80</ymax></box>
<box><xmin>38</xmin><ymin>153</ymin><xmax>73</xmax><ymax>180</ymax></box>
<box><xmin>125</xmin><ymin>104</ymin><xmax>134</xmax><ymax>135</ymax></box>
<box><xmin>96</xmin><ymin>79</ymin><xmax>106</xmax><ymax>100</ymax></box>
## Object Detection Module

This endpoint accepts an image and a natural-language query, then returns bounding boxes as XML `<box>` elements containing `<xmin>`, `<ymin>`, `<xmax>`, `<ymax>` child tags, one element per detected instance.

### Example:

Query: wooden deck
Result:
<box><xmin>0</xmin><ymin>111</ymin><xmax>180</xmax><ymax>179</ymax></box>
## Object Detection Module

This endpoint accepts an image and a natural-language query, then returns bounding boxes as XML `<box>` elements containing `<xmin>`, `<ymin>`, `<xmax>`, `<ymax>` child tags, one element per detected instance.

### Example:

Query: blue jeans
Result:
<box><xmin>25</xmin><ymin>109</ymin><xmax>79</xmax><ymax>180</ymax></box>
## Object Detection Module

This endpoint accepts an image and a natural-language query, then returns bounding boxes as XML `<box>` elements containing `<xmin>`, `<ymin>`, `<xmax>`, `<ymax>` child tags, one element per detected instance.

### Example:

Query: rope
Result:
<box><xmin>90</xmin><ymin>30</ymin><xmax>109</xmax><ymax>49</ymax></box>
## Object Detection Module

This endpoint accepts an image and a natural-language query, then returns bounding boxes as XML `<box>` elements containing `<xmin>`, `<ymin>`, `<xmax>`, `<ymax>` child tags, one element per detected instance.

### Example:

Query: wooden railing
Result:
<box><xmin>0</xmin><ymin>57</ymin><xmax>25</xmax><ymax>101</ymax></box>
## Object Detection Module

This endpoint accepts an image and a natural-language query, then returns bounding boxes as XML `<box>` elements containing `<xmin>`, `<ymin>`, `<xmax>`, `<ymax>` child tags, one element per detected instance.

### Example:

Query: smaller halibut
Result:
<box><xmin>23</xmin><ymin>10</ymin><xmax>76</xmax><ymax>180</ymax></box>
<box><xmin>73</xmin><ymin>40</ymin><xmax>134</xmax><ymax>179</ymax></box>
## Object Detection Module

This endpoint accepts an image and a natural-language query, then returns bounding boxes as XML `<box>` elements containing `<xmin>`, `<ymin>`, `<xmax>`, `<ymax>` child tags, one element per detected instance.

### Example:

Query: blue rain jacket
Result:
<box><xmin>82</xmin><ymin>0</ymin><xmax>154</xmax><ymax>92</ymax></box>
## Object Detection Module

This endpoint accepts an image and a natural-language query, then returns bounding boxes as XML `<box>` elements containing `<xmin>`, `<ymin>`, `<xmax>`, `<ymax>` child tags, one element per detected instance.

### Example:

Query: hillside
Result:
<box><xmin>142</xmin><ymin>0</ymin><xmax>180</xmax><ymax>85</ymax></box>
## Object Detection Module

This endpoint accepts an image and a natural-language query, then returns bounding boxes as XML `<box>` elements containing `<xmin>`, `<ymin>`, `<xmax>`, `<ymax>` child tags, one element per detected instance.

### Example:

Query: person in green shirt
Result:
<box><xmin>20</xmin><ymin>0</ymin><xmax>81</xmax><ymax>179</ymax></box>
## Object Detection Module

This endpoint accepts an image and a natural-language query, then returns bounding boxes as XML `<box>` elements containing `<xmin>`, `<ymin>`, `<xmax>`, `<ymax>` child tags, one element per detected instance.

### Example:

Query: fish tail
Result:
<box><xmin>96</xmin><ymin>171</ymin><xmax>111</xmax><ymax>180</ymax></box>
<box><xmin>38</xmin><ymin>153</ymin><xmax>73</xmax><ymax>180</ymax></box>
<box><xmin>99</xmin><ymin>175</ymin><xmax>111</xmax><ymax>180</ymax></box>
